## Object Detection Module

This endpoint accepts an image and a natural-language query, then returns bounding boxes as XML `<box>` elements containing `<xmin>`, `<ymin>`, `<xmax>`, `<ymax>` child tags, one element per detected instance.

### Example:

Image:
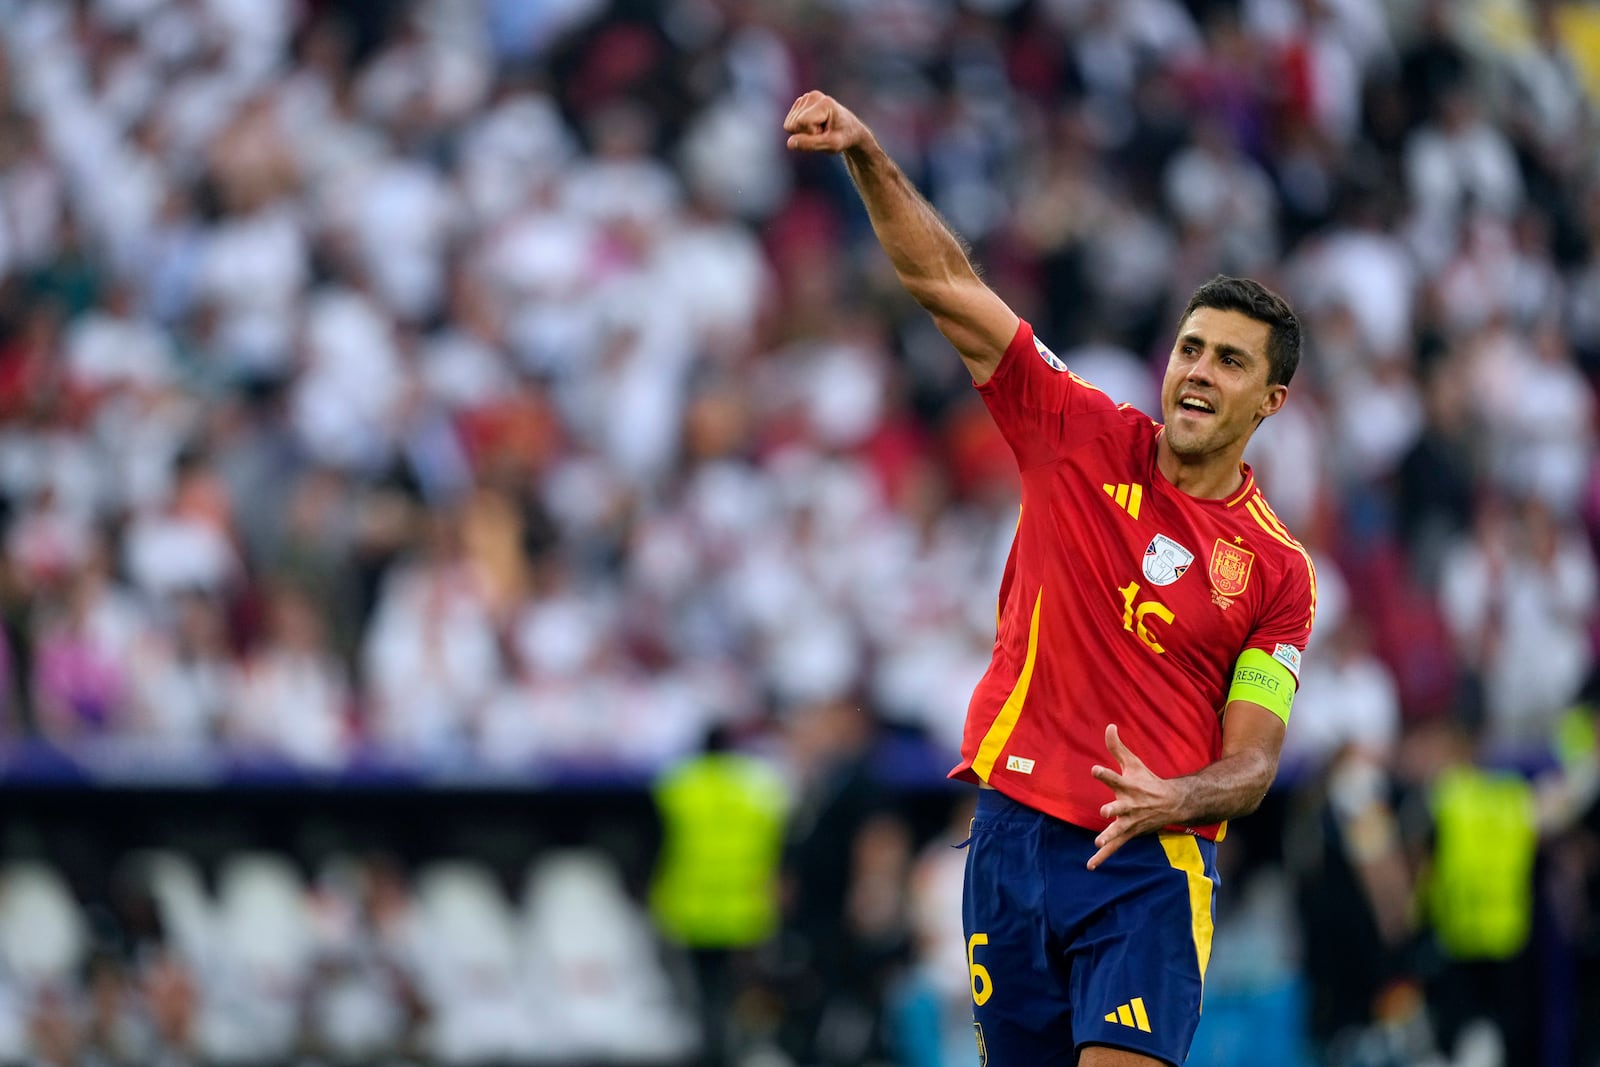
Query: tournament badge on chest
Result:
<box><xmin>1142</xmin><ymin>533</ymin><xmax>1194</xmax><ymax>587</ymax></box>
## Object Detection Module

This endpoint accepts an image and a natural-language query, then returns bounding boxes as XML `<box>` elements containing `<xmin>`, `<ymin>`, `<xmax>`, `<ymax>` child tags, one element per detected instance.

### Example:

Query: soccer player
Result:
<box><xmin>784</xmin><ymin>91</ymin><xmax>1316</xmax><ymax>1067</ymax></box>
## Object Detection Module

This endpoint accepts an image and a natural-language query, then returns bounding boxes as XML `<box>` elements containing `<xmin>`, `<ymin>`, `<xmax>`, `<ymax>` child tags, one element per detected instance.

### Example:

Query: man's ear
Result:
<box><xmin>1257</xmin><ymin>383</ymin><xmax>1288</xmax><ymax>420</ymax></box>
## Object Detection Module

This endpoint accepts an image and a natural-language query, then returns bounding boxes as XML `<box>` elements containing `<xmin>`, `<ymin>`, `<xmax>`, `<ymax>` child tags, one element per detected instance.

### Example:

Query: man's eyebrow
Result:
<box><xmin>1180</xmin><ymin>332</ymin><xmax>1254</xmax><ymax>363</ymax></box>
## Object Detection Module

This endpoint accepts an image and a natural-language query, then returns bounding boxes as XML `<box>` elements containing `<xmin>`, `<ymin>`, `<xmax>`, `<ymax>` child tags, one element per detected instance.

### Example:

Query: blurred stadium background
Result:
<box><xmin>0</xmin><ymin>0</ymin><xmax>1596</xmax><ymax>1064</ymax></box>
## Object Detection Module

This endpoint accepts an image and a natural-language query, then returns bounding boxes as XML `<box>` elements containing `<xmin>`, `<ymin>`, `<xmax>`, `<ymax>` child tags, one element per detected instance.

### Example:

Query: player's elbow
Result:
<box><xmin>1225</xmin><ymin>782</ymin><xmax>1270</xmax><ymax>823</ymax></box>
<box><xmin>1237</xmin><ymin>787</ymin><xmax>1268</xmax><ymax>818</ymax></box>
<box><xmin>1238</xmin><ymin>752</ymin><xmax>1279</xmax><ymax>815</ymax></box>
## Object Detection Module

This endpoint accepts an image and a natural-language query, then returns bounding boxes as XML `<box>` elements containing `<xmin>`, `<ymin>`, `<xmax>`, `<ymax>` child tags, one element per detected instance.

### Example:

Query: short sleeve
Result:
<box><xmin>976</xmin><ymin>319</ymin><xmax>1132</xmax><ymax>470</ymax></box>
<box><xmin>1243</xmin><ymin>551</ymin><xmax>1317</xmax><ymax>685</ymax></box>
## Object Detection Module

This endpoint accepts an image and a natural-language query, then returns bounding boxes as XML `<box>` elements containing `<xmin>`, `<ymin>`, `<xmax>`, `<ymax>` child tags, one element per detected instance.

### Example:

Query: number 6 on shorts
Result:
<box><xmin>968</xmin><ymin>932</ymin><xmax>993</xmax><ymax>1006</ymax></box>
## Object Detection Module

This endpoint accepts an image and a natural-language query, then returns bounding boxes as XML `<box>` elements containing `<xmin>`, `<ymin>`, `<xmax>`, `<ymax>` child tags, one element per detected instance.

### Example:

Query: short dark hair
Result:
<box><xmin>1180</xmin><ymin>276</ymin><xmax>1302</xmax><ymax>387</ymax></box>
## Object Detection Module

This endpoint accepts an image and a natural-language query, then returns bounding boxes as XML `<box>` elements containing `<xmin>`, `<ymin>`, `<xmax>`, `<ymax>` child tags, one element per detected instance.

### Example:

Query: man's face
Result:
<box><xmin>1159</xmin><ymin>307</ymin><xmax>1286</xmax><ymax>460</ymax></box>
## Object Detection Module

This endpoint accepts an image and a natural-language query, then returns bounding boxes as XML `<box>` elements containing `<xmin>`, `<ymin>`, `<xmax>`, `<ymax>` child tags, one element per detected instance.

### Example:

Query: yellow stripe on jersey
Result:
<box><xmin>1243</xmin><ymin>498</ymin><xmax>1293</xmax><ymax>548</ymax></box>
<box><xmin>1224</xmin><ymin>470</ymin><xmax>1256</xmax><ymax>508</ymax></box>
<box><xmin>1243</xmin><ymin>497</ymin><xmax>1318</xmax><ymax>631</ymax></box>
<box><xmin>1159</xmin><ymin>834</ymin><xmax>1215</xmax><ymax>989</ymax></box>
<box><xmin>972</xmin><ymin>587</ymin><xmax>1044</xmax><ymax>781</ymax></box>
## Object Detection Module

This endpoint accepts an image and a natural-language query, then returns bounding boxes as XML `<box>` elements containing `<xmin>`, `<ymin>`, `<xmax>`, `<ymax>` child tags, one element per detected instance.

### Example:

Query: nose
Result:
<box><xmin>1190</xmin><ymin>347</ymin><xmax>1229</xmax><ymax>381</ymax></box>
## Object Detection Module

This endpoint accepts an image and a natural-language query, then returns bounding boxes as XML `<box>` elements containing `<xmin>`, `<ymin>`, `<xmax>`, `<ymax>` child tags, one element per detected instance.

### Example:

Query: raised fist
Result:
<box><xmin>783</xmin><ymin>91</ymin><xmax>869</xmax><ymax>154</ymax></box>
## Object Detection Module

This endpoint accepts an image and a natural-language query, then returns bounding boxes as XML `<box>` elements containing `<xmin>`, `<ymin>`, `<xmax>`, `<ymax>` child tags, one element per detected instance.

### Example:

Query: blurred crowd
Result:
<box><xmin>0</xmin><ymin>844</ymin><xmax>701</xmax><ymax>1066</ymax></box>
<box><xmin>0</xmin><ymin>0</ymin><xmax>1597</xmax><ymax>1063</ymax></box>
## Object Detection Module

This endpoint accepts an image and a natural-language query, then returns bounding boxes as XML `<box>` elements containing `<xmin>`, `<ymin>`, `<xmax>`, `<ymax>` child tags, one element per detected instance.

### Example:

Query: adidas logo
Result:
<box><xmin>1104</xmin><ymin>997</ymin><xmax>1152</xmax><ymax>1033</ymax></box>
<box><xmin>1102</xmin><ymin>483</ymin><xmax>1143</xmax><ymax>519</ymax></box>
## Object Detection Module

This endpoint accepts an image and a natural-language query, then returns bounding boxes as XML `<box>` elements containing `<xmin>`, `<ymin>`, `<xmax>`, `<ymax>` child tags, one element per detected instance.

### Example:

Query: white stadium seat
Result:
<box><xmin>521</xmin><ymin>850</ymin><xmax>694</xmax><ymax>1063</ymax></box>
<box><xmin>413</xmin><ymin>859</ymin><xmax>540</xmax><ymax>1064</ymax></box>
<box><xmin>199</xmin><ymin>852</ymin><xmax>316</xmax><ymax>1065</ymax></box>
<box><xmin>0</xmin><ymin>861</ymin><xmax>87</xmax><ymax>987</ymax></box>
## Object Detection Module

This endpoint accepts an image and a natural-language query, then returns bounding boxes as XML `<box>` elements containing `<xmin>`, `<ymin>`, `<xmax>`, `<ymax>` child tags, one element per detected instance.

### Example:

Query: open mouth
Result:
<box><xmin>1177</xmin><ymin>396</ymin><xmax>1216</xmax><ymax>416</ymax></box>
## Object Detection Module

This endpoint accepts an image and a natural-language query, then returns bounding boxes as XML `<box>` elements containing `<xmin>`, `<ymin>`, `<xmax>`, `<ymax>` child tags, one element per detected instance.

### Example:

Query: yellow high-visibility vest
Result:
<box><xmin>650</xmin><ymin>752</ymin><xmax>788</xmax><ymax>948</ymax></box>
<box><xmin>1554</xmin><ymin>706</ymin><xmax>1597</xmax><ymax>774</ymax></box>
<box><xmin>1427</xmin><ymin>766</ymin><xmax>1537</xmax><ymax>961</ymax></box>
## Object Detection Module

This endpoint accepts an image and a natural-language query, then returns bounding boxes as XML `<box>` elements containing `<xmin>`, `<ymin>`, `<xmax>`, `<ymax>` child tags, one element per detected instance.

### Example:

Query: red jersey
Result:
<box><xmin>949</xmin><ymin>320</ymin><xmax>1317</xmax><ymax>840</ymax></box>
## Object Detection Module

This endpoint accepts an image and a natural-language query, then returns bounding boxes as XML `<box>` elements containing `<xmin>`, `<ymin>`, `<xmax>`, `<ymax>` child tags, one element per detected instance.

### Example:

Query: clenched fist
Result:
<box><xmin>783</xmin><ymin>91</ymin><xmax>870</xmax><ymax>154</ymax></box>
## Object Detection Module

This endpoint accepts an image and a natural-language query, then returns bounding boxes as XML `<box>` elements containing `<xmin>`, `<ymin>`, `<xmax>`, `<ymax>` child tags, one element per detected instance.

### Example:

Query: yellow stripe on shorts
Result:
<box><xmin>1159</xmin><ymin>833</ymin><xmax>1215</xmax><ymax>991</ymax></box>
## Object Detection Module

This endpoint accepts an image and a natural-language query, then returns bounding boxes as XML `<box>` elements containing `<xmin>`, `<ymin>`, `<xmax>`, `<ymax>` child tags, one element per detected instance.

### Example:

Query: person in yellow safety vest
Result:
<box><xmin>1551</xmin><ymin>685</ymin><xmax>1600</xmax><ymax>1067</ymax></box>
<box><xmin>1428</xmin><ymin>764</ymin><xmax>1539</xmax><ymax>961</ymax></box>
<box><xmin>650</xmin><ymin>724</ymin><xmax>789</xmax><ymax>1067</ymax></box>
<box><xmin>1420</xmin><ymin>718</ymin><xmax>1541</xmax><ymax>1064</ymax></box>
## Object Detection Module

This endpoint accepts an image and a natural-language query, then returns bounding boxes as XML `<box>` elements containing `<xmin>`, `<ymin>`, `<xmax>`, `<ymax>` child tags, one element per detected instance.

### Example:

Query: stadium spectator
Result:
<box><xmin>1413</xmin><ymin>717</ymin><xmax>1543</xmax><ymax>1063</ymax></box>
<box><xmin>1440</xmin><ymin>494</ymin><xmax>1597</xmax><ymax>748</ymax></box>
<box><xmin>1289</xmin><ymin>735</ymin><xmax>1430</xmax><ymax>1066</ymax></box>
<box><xmin>228</xmin><ymin>582</ymin><xmax>350</xmax><ymax>768</ymax></box>
<box><xmin>776</xmin><ymin>697</ymin><xmax>896</xmax><ymax>1065</ymax></box>
<box><xmin>127</xmin><ymin>589</ymin><xmax>233</xmax><ymax>745</ymax></box>
<box><xmin>649</xmin><ymin>724</ymin><xmax>788</xmax><ymax>1067</ymax></box>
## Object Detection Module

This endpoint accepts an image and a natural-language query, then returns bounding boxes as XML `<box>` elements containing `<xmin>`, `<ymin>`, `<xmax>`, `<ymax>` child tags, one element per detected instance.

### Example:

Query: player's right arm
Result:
<box><xmin>784</xmin><ymin>90</ymin><xmax>1017</xmax><ymax>384</ymax></box>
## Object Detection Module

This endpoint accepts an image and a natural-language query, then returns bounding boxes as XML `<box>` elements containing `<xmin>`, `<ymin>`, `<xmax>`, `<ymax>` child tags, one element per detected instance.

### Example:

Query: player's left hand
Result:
<box><xmin>1087</xmin><ymin>724</ymin><xmax>1183</xmax><ymax>870</ymax></box>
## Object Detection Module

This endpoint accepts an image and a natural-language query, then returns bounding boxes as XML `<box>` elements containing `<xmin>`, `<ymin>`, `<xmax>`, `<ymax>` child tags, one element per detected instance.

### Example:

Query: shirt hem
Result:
<box><xmin>947</xmin><ymin>761</ymin><xmax>1221</xmax><ymax>841</ymax></box>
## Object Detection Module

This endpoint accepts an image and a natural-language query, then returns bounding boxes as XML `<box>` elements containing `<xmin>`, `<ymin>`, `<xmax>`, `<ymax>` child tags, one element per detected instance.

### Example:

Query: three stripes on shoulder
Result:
<box><xmin>1103</xmin><ymin>483</ymin><xmax>1143</xmax><ymax>519</ymax></box>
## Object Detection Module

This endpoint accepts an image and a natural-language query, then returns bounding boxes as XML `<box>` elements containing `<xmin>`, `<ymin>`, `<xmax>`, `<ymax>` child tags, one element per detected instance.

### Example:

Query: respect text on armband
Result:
<box><xmin>1233</xmin><ymin>667</ymin><xmax>1281</xmax><ymax>693</ymax></box>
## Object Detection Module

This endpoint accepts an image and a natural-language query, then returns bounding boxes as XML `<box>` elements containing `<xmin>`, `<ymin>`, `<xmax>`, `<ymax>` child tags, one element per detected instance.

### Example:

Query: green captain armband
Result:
<box><xmin>1227</xmin><ymin>647</ymin><xmax>1297</xmax><ymax>725</ymax></box>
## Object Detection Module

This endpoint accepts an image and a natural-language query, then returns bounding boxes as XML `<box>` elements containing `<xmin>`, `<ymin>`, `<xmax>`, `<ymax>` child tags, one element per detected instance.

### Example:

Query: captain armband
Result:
<box><xmin>1227</xmin><ymin>647</ymin><xmax>1299</xmax><ymax>726</ymax></box>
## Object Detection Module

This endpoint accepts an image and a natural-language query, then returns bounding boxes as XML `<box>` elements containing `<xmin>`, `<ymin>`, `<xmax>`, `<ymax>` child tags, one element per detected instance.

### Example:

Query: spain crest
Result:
<box><xmin>1209</xmin><ymin>539</ymin><xmax>1254</xmax><ymax>597</ymax></box>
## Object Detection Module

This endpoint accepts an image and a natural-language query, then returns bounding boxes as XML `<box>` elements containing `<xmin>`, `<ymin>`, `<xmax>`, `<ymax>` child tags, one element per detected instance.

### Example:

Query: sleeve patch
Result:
<box><xmin>1272</xmin><ymin>642</ymin><xmax>1302</xmax><ymax>679</ymax></box>
<box><xmin>1034</xmin><ymin>336</ymin><xmax>1068</xmax><ymax>372</ymax></box>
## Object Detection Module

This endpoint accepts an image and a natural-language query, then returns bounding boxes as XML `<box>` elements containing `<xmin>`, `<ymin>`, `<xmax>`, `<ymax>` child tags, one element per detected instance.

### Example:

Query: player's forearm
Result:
<box><xmin>1170</xmin><ymin>748</ymin><xmax>1278</xmax><ymax>827</ymax></box>
<box><xmin>842</xmin><ymin>139</ymin><xmax>980</xmax><ymax>308</ymax></box>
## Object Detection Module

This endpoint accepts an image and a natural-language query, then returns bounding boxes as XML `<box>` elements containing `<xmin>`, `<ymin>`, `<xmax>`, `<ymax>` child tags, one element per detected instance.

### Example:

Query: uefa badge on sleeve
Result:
<box><xmin>1034</xmin><ymin>336</ymin><xmax>1068</xmax><ymax>372</ymax></box>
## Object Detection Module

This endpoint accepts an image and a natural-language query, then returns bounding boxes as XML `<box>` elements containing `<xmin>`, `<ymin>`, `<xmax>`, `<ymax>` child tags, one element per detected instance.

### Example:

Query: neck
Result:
<box><xmin>1156</xmin><ymin>438</ymin><xmax>1246</xmax><ymax>500</ymax></box>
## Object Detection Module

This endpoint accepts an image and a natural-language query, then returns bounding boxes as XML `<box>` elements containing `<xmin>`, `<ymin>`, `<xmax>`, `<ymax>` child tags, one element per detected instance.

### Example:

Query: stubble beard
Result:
<box><xmin>1164</xmin><ymin>418</ymin><xmax>1233</xmax><ymax>461</ymax></box>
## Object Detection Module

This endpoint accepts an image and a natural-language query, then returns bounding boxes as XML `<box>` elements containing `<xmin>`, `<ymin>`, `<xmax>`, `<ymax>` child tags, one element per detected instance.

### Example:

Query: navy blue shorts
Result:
<box><xmin>962</xmin><ymin>787</ymin><xmax>1220</xmax><ymax>1066</ymax></box>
